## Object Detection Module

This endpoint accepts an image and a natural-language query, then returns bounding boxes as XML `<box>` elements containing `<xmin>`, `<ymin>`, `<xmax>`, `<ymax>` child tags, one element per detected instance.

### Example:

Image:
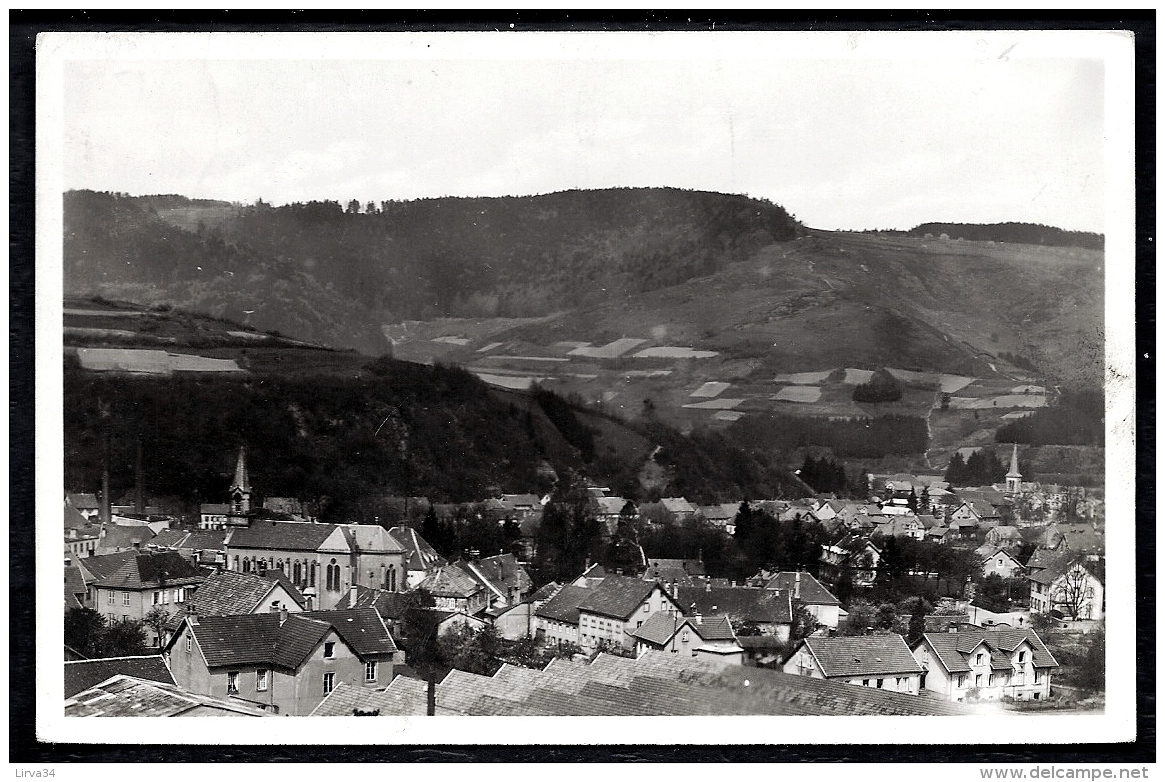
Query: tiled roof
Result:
<box><xmin>64</xmin><ymin>503</ymin><xmax>91</xmax><ymax>531</ymax></box>
<box><xmin>341</xmin><ymin>524</ymin><xmax>404</xmax><ymax>554</ymax></box>
<box><xmin>460</xmin><ymin>554</ymin><xmax>533</xmax><ymax>597</ymax></box>
<box><xmin>65</xmin><ymin>674</ymin><xmax>272</xmax><ymax>717</ymax></box>
<box><xmin>417</xmin><ymin>564</ymin><xmax>484</xmax><ymax>598</ymax></box>
<box><xmin>300</xmin><ymin>608</ymin><xmax>398</xmax><ymax>657</ymax></box>
<box><xmin>200</xmin><ymin>503</ymin><xmax>231</xmax><ymax>515</ymax></box>
<box><xmin>67</xmin><ymin>492</ymin><xmax>100</xmax><ymax>510</ymax></box>
<box><xmin>761</xmin><ymin>571</ymin><xmax>841</xmax><ymax>606</ymax></box>
<box><xmin>687</xmin><ymin>615</ymin><xmax>736</xmax><ymax>642</ymax></box>
<box><xmin>225</xmin><ymin>520</ymin><xmax>337</xmax><ymax>552</ymax></box>
<box><xmin>311</xmin><ymin>650</ymin><xmax>968</xmax><ymax>717</ymax></box>
<box><xmin>387</xmin><ymin>526</ymin><xmax>445</xmax><ymax>572</ymax></box>
<box><xmin>528</xmin><ymin>581</ymin><xmax>562</xmax><ymax>603</ymax></box>
<box><xmin>64</xmin><ymin>655</ymin><xmax>175</xmax><ymax>698</ymax></box>
<box><xmin>578</xmin><ymin>575</ymin><xmax>659</xmax><ymax>620</ymax></box>
<box><xmin>1027</xmin><ymin>555</ymin><xmax>1100</xmax><ymax>586</ymax></box>
<box><xmin>595</xmin><ymin>496</ymin><xmax>631</xmax><ymax>515</ymax></box>
<box><xmin>333</xmin><ymin>584</ymin><xmax>414</xmax><ymax>620</ymax></box>
<box><xmin>799</xmin><ymin>635</ymin><xmax>922</xmax><ymax>678</ymax></box>
<box><xmin>1026</xmin><ymin>547</ymin><xmax>1062</xmax><ymax>571</ymax></box>
<box><xmin>534</xmin><ymin>584</ymin><xmax>590</xmax><ymax>624</ymax></box>
<box><xmin>660</xmin><ymin>497</ymin><xmax>695</xmax><ymax>514</ymax></box>
<box><xmin>96</xmin><ymin>524</ymin><xmax>157</xmax><ymax>553</ymax></box>
<box><xmin>629</xmin><ymin>611</ymin><xmax>685</xmax><ymax>645</ymax></box>
<box><xmin>179</xmin><ymin>613</ymin><xmax>324</xmax><ymax>669</ymax></box>
<box><xmin>186</xmin><ymin>570</ymin><xmax>282</xmax><ymax>617</ymax></box>
<box><xmin>93</xmin><ymin>551</ymin><xmax>205</xmax><ymax>590</ymax></box>
<box><xmin>676</xmin><ymin>585</ymin><xmax>792</xmax><ymax>625</ymax></box>
<box><xmin>918</xmin><ymin>629</ymin><xmax>1059</xmax><ymax>675</ymax></box>
<box><xmin>65</xmin><ymin>565</ymin><xmax>87</xmax><ymax>611</ymax></box>
<box><xmin>76</xmin><ymin>550</ymin><xmax>138</xmax><ymax>582</ymax></box>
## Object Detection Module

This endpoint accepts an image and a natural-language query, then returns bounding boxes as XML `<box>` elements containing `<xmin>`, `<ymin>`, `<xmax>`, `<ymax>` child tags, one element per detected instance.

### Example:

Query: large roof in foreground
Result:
<box><xmin>311</xmin><ymin>650</ymin><xmax>969</xmax><ymax>717</ymax></box>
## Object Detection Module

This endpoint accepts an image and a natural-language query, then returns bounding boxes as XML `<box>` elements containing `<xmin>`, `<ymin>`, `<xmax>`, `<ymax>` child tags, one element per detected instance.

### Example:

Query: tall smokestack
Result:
<box><xmin>135</xmin><ymin>438</ymin><xmax>145</xmax><ymax>515</ymax></box>
<box><xmin>794</xmin><ymin>571</ymin><xmax>801</xmax><ymax>599</ymax></box>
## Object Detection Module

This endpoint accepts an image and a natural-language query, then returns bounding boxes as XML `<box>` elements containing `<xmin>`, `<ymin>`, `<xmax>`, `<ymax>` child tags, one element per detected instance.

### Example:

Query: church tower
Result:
<box><xmin>227</xmin><ymin>446</ymin><xmax>252</xmax><ymax>525</ymax></box>
<box><xmin>1005</xmin><ymin>443</ymin><xmax>1023</xmax><ymax>495</ymax></box>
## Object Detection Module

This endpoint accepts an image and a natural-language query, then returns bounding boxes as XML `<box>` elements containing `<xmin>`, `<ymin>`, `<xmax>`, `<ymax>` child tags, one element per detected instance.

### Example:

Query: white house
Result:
<box><xmin>911</xmin><ymin>628</ymin><xmax>1058</xmax><ymax>702</ymax></box>
<box><xmin>782</xmin><ymin>634</ymin><xmax>923</xmax><ymax>695</ymax></box>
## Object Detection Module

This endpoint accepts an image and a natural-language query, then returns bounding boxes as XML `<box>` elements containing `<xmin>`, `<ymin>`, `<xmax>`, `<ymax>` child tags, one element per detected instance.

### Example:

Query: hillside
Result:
<box><xmin>62</xmin><ymin>301</ymin><xmax>809</xmax><ymax>517</ymax></box>
<box><xmin>64</xmin><ymin>188</ymin><xmax>801</xmax><ymax>353</ymax></box>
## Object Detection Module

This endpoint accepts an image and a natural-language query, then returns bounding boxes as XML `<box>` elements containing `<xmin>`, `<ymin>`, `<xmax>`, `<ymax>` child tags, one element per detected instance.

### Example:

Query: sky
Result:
<box><xmin>56</xmin><ymin>31</ymin><xmax>1111</xmax><ymax>232</ymax></box>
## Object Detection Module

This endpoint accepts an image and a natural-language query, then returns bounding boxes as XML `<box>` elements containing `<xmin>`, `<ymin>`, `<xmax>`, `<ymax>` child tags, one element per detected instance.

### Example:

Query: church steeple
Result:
<box><xmin>1005</xmin><ymin>443</ymin><xmax>1022</xmax><ymax>494</ymax></box>
<box><xmin>229</xmin><ymin>446</ymin><xmax>252</xmax><ymax>516</ymax></box>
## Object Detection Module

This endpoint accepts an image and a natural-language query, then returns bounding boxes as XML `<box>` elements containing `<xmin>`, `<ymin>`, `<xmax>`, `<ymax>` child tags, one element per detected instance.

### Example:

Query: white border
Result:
<box><xmin>34</xmin><ymin>29</ymin><xmax>1138</xmax><ymax>747</ymax></box>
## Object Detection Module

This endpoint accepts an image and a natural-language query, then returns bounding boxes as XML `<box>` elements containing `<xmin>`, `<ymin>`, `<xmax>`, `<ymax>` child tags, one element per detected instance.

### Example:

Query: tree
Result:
<box><xmin>790</xmin><ymin>599</ymin><xmax>821</xmax><ymax>642</ymax></box>
<box><xmin>65</xmin><ymin>606</ymin><xmax>105</xmax><ymax>658</ymax></box>
<box><xmin>842</xmin><ymin>601</ymin><xmax>877</xmax><ymax>636</ymax></box>
<box><xmin>875</xmin><ymin>602</ymin><xmax>899</xmax><ymax>630</ymax></box>
<box><xmin>906</xmin><ymin>597</ymin><xmax>929</xmax><ymax>646</ymax></box>
<box><xmin>143</xmin><ymin>606</ymin><xmax>172</xmax><ymax>649</ymax></box>
<box><xmin>1052</xmin><ymin>560</ymin><xmax>1098</xmax><ymax>620</ymax></box>
<box><xmin>944</xmin><ymin>453</ymin><xmax>967</xmax><ymax>485</ymax></box>
<box><xmin>422</xmin><ymin>504</ymin><xmax>443</xmax><ymax>553</ymax></box>
<box><xmin>102</xmin><ymin>619</ymin><xmax>149</xmax><ymax>657</ymax></box>
<box><xmin>835</xmin><ymin>562</ymin><xmax>856</xmax><ymax>605</ymax></box>
<box><xmin>534</xmin><ymin>470</ymin><xmax>602</xmax><ymax>582</ymax></box>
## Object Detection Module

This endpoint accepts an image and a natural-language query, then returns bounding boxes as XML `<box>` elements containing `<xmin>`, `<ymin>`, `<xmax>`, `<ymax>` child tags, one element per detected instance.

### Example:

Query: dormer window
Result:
<box><xmin>324</xmin><ymin>642</ymin><xmax>335</xmax><ymax>659</ymax></box>
<box><xmin>975</xmin><ymin>653</ymin><xmax>984</xmax><ymax>665</ymax></box>
<box><xmin>1018</xmin><ymin>651</ymin><xmax>1026</xmax><ymax>663</ymax></box>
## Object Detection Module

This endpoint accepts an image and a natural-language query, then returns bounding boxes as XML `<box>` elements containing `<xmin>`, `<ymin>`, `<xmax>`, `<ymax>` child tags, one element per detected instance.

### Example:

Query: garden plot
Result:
<box><xmin>1010</xmin><ymin>385</ymin><xmax>1045</xmax><ymax>394</ymax></box>
<box><xmin>569</xmin><ymin>338</ymin><xmax>646</xmax><ymax>358</ymax></box>
<box><xmin>469</xmin><ymin>371</ymin><xmax>542</xmax><ymax>390</ymax></box>
<box><xmin>623</xmin><ymin>370</ymin><xmax>672</xmax><ymax>378</ymax></box>
<box><xmin>1001</xmin><ymin>411</ymin><xmax>1035</xmax><ymax>419</ymax></box>
<box><xmin>76</xmin><ymin>348</ymin><xmax>243</xmax><ymax>374</ymax></box>
<box><xmin>476</xmin><ymin>342</ymin><xmax>505</xmax><ymax>353</ymax></box>
<box><xmin>633</xmin><ymin>346</ymin><xmax>718</xmax><ymax>359</ymax></box>
<box><xmin>773</xmin><ymin>386</ymin><xmax>822</xmax><ymax>403</ymax></box>
<box><xmin>65</xmin><ymin>327</ymin><xmax>141</xmax><ymax>340</ymax></box>
<box><xmin>432</xmin><ymin>336</ymin><xmax>471</xmax><ymax>345</ymax></box>
<box><xmin>682</xmin><ymin>398</ymin><xmax>745</xmax><ymax>410</ymax></box>
<box><xmin>948</xmin><ymin>395</ymin><xmax>1047</xmax><ymax>409</ymax></box>
<box><xmin>227</xmin><ymin>331</ymin><xmax>269</xmax><ymax>340</ymax></box>
<box><xmin>844</xmin><ymin>368</ymin><xmax>875</xmax><ymax>385</ymax></box>
<box><xmin>939</xmin><ymin>374</ymin><xmax>976</xmax><ymax>393</ymax></box>
<box><xmin>773</xmin><ymin>369</ymin><xmax>833</xmax><ymax>384</ymax></box>
<box><xmin>691</xmin><ymin>382</ymin><xmax>732</xmax><ymax>398</ymax></box>
<box><xmin>886</xmin><ymin>367</ymin><xmax>939</xmax><ymax>386</ymax></box>
<box><xmin>713</xmin><ymin>410</ymin><xmax>745</xmax><ymax>422</ymax></box>
<box><xmin>479</xmin><ymin>354</ymin><xmax>569</xmax><ymax>363</ymax></box>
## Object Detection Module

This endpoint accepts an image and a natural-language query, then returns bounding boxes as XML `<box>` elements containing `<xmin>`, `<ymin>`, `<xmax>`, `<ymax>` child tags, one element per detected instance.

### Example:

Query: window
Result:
<box><xmin>1033</xmin><ymin>692</ymin><xmax>1040</xmax><ymax>700</ymax></box>
<box><xmin>323</xmin><ymin>672</ymin><xmax>336</xmax><ymax>695</ymax></box>
<box><xmin>1015</xmin><ymin>672</ymin><xmax>1025</xmax><ymax>685</ymax></box>
<box><xmin>988</xmin><ymin>674</ymin><xmax>995</xmax><ymax>686</ymax></box>
<box><xmin>636</xmin><ymin>621</ymin><xmax>643</xmax><ymax>629</ymax></box>
<box><xmin>1018</xmin><ymin>651</ymin><xmax>1026</xmax><ymax>663</ymax></box>
<box><xmin>1033</xmin><ymin>670</ymin><xmax>1042</xmax><ymax>684</ymax></box>
<box><xmin>876</xmin><ymin>679</ymin><xmax>884</xmax><ymax>689</ymax></box>
<box><xmin>643</xmin><ymin>604</ymin><xmax>649</xmax><ymax>613</ymax></box>
<box><xmin>122</xmin><ymin>591</ymin><xmax>131</xmax><ymax>606</ymax></box>
<box><xmin>233</xmin><ymin>556</ymin><xmax>240</xmax><ymax>571</ymax></box>
<box><xmin>227</xmin><ymin>671</ymin><xmax>240</xmax><ymax>694</ymax></box>
<box><xmin>326</xmin><ymin>560</ymin><xmax>339</xmax><ymax>591</ymax></box>
<box><xmin>957</xmin><ymin>675</ymin><xmax>966</xmax><ymax>688</ymax></box>
<box><xmin>185</xmin><ymin>634</ymin><xmax>192</xmax><ymax>653</ymax></box>
<box><xmin>256</xmin><ymin>669</ymin><xmax>268</xmax><ymax>692</ymax></box>
<box><xmin>365</xmin><ymin>661</ymin><xmax>377</xmax><ymax>682</ymax></box>
<box><xmin>153</xmin><ymin>591</ymin><xmax>160</xmax><ymax>605</ymax></box>
<box><xmin>975</xmin><ymin>653</ymin><xmax>983</xmax><ymax>665</ymax></box>
<box><xmin>242</xmin><ymin>558</ymin><xmax>251</xmax><ymax>573</ymax></box>
<box><xmin>310</xmin><ymin>561</ymin><xmax>317</xmax><ymax>587</ymax></box>
<box><xmin>324</xmin><ymin>642</ymin><xmax>335</xmax><ymax>659</ymax></box>
<box><xmin>122</xmin><ymin>615</ymin><xmax>129</xmax><ymax>622</ymax></box>
<box><xmin>975</xmin><ymin>674</ymin><xmax>983</xmax><ymax>687</ymax></box>
<box><xmin>162</xmin><ymin>589</ymin><xmax>169</xmax><ymax>604</ymax></box>
<box><xmin>863</xmin><ymin>679</ymin><xmax>870</xmax><ymax>687</ymax></box>
<box><xmin>175</xmin><ymin>588</ymin><xmax>184</xmax><ymax>603</ymax></box>
<box><xmin>108</xmin><ymin>590</ymin><xmax>115</xmax><ymax>605</ymax></box>
<box><xmin>293</xmin><ymin>561</ymin><xmax>302</xmax><ymax>585</ymax></box>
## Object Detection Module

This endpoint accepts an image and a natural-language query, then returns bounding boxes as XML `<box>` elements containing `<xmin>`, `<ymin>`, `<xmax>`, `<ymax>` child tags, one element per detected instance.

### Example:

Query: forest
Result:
<box><xmin>63</xmin><ymin>358</ymin><xmax>805</xmax><ymax>523</ymax></box>
<box><xmin>907</xmin><ymin>221</ymin><xmax>1104</xmax><ymax>250</ymax></box>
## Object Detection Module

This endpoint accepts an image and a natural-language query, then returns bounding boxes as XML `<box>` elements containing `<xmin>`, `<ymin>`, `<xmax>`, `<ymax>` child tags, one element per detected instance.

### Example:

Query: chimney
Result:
<box><xmin>350</xmin><ymin>584</ymin><xmax>359</xmax><ymax>607</ymax></box>
<box><xmin>948</xmin><ymin>622</ymin><xmax>959</xmax><ymax>633</ymax></box>
<box><xmin>794</xmin><ymin>571</ymin><xmax>801</xmax><ymax>599</ymax></box>
<box><xmin>187</xmin><ymin>605</ymin><xmax>198</xmax><ymax>626</ymax></box>
<box><xmin>279</xmin><ymin>606</ymin><xmax>288</xmax><ymax>625</ymax></box>
<box><xmin>670</xmin><ymin>580</ymin><xmax>678</xmax><ymax>600</ymax></box>
<box><xmin>705</xmin><ymin>580</ymin><xmax>711</xmax><ymax>593</ymax></box>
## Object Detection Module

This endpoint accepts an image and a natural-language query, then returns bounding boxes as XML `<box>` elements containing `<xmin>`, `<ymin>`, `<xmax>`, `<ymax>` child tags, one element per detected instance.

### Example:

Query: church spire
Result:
<box><xmin>1005</xmin><ymin>443</ymin><xmax>1022</xmax><ymax>494</ymax></box>
<box><xmin>229</xmin><ymin>446</ymin><xmax>252</xmax><ymax>516</ymax></box>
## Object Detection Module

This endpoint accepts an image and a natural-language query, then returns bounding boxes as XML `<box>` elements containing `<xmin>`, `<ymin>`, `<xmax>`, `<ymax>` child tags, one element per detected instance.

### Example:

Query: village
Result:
<box><xmin>63</xmin><ymin>443</ymin><xmax>1105</xmax><ymax>717</ymax></box>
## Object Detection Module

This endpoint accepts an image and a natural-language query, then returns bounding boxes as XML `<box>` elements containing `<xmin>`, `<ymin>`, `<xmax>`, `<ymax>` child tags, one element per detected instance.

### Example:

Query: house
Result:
<box><xmin>224</xmin><ymin>520</ymin><xmax>407</xmax><ymax>610</ymax></box>
<box><xmin>386</xmin><ymin>525</ymin><xmax>446</xmax><ymax>589</ymax></box>
<box><xmin>1042</xmin><ymin>522</ymin><xmax>1105</xmax><ymax>558</ymax></box>
<box><xmin>1028</xmin><ymin>555</ymin><xmax>1104</xmax><ymax>620</ymax></box>
<box><xmin>753</xmin><ymin>570</ymin><xmax>842</xmax><ymax>629</ymax></box>
<box><xmin>94</xmin><ymin>523</ymin><xmax>157</xmax><ymax>556</ymax></box>
<box><xmin>84</xmin><ymin>550</ymin><xmax>206</xmax><ymax>646</ymax></box>
<box><xmin>738</xmin><ymin>635</ymin><xmax>788</xmax><ymax>668</ymax></box>
<box><xmin>417</xmin><ymin>563</ymin><xmax>489</xmax><ymax>616</ymax></box>
<box><xmin>595</xmin><ymin>496</ymin><xmax>636</xmax><ymax>536</ymax></box>
<box><xmin>783</xmin><ymin>635</ymin><xmax>924</xmax><ymax>695</ymax></box>
<box><xmin>535</xmin><ymin>584</ymin><xmax>591</xmax><ymax>649</ymax></box>
<box><xmin>186</xmin><ymin>569</ymin><xmax>306</xmax><ymax>618</ymax></box>
<box><xmin>576</xmin><ymin>575</ymin><xmax>683</xmax><ymax>653</ymax></box>
<box><xmin>64</xmin><ymin>502</ymin><xmax>101</xmax><ymax>560</ymax></box>
<box><xmin>912</xmin><ymin>628</ymin><xmax>1059</xmax><ymax>702</ymax></box>
<box><xmin>65</xmin><ymin>655</ymin><xmax>176</xmax><ymax>698</ymax></box>
<box><xmin>457</xmin><ymin>553</ymin><xmax>533</xmax><ymax>608</ymax></box>
<box><xmin>675</xmin><ymin>585</ymin><xmax>793</xmax><ymax>641</ymax></box>
<box><xmin>150</xmin><ymin>528</ymin><xmax>230</xmax><ymax>569</ymax></box>
<box><xmin>697</xmin><ymin>503</ymin><xmax>741</xmax><ymax>534</ymax></box>
<box><xmin>570</xmin><ymin>562</ymin><xmax>607</xmax><ymax>588</ymax></box>
<box><xmin>65</xmin><ymin>674</ymin><xmax>274</xmax><ymax>717</ymax></box>
<box><xmin>642</xmin><ymin>558</ymin><xmax>707</xmax><ymax>586</ymax></box>
<box><xmin>875</xmin><ymin>513</ymin><xmax>926</xmax><ymax>540</ymax></box>
<box><xmin>659</xmin><ymin>497</ymin><xmax>697</xmax><ymax>522</ymax></box>
<box><xmin>65</xmin><ymin>565</ymin><xmax>88</xmax><ymax>613</ymax></box>
<box><xmin>199</xmin><ymin>503</ymin><xmax>232</xmax><ymax>530</ymax></box>
<box><xmin>164</xmin><ymin>607</ymin><xmax>401</xmax><ymax>716</ymax></box>
<box><xmin>949</xmin><ymin>501</ymin><xmax>1001</xmax><ymax>531</ymax></box>
<box><xmin>66</xmin><ymin>492</ymin><xmax>101</xmax><ymax>520</ymax></box>
<box><xmin>630</xmin><ymin>612</ymin><xmax>743</xmax><ymax>665</ymax></box>
<box><xmin>985</xmin><ymin>524</ymin><xmax>1023</xmax><ymax>550</ymax></box>
<box><xmin>516</xmin><ymin>510</ymin><xmax>543</xmax><ymax>562</ymax></box>
<box><xmin>820</xmin><ymin>534</ymin><xmax>881</xmax><ymax>588</ymax></box>
<box><xmin>981</xmin><ymin>548</ymin><xmax>1025</xmax><ymax>579</ymax></box>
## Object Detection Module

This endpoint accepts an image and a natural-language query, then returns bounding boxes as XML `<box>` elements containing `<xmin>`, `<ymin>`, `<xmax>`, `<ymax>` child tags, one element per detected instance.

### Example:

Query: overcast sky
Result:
<box><xmin>58</xmin><ymin>31</ymin><xmax>1111</xmax><ymax>232</ymax></box>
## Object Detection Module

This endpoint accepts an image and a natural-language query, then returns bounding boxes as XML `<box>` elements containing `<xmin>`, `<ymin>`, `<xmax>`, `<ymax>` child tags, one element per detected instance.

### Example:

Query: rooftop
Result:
<box><xmin>798</xmin><ymin>634</ymin><xmax>923</xmax><ymax>678</ymax></box>
<box><xmin>65</xmin><ymin>674</ymin><xmax>272</xmax><ymax>717</ymax></box>
<box><xmin>64</xmin><ymin>655</ymin><xmax>176</xmax><ymax>698</ymax></box>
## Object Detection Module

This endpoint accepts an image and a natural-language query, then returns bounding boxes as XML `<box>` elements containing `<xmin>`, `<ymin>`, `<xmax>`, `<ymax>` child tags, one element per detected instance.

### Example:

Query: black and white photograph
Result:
<box><xmin>27</xmin><ymin>23</ymin><xmax>1141</xmax><ymax>752</ymax></box>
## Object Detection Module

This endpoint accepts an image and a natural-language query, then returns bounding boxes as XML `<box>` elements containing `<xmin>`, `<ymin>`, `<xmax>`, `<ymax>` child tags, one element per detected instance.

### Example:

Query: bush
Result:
<box><xmin>852</xmin><ymin>369</ymin><xmax>903</xmax><ymax>403</ymax></box>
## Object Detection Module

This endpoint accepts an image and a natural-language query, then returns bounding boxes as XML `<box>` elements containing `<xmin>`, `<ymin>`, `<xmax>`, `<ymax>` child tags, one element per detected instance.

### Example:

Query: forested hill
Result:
<box><xmin>907</xmin><ymin>222</ymin><xmax>1103</xmax><ymax>250</ymax></box>
<box><xmin>63</xmin><ymin>357</ymin><xmax>810</xmax><ymax>522</ymax></box>
<box><xmin>64</xmin><ymin>188</ymin><xmax>802</xmax><ymax>352</ymax></box>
